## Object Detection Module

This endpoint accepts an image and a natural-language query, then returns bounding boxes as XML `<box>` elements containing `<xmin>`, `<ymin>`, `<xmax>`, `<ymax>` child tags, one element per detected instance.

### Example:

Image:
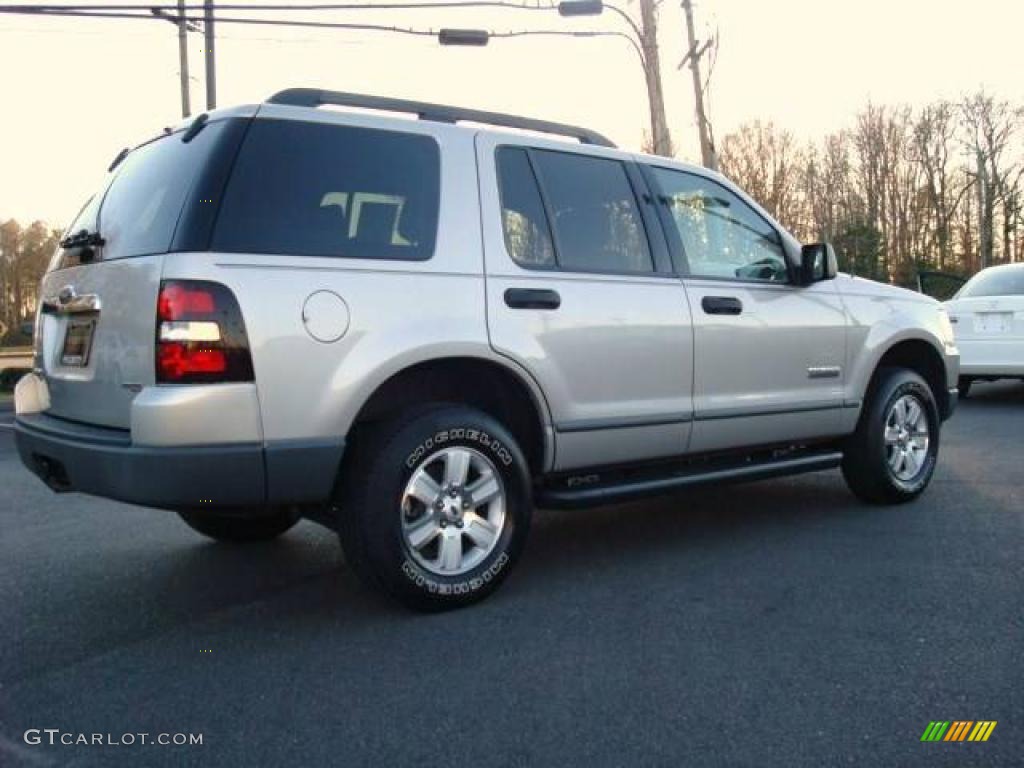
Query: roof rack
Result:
<box><xmin>266</xmin><ymin>88</ymin><xmax>616</xmax><ymax>148</ymax></box>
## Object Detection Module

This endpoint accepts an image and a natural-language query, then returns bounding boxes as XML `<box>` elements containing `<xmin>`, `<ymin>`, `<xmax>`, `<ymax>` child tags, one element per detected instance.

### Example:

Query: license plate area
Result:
<box><xmin>61</xmin><ymin>318</ymin><xmax>96</xmax><ymax>367</ymax></box>
<box><xmin>973</xmin><ymin>312</ymin><xmax>1012</xmax><ymax>334</ymax></box>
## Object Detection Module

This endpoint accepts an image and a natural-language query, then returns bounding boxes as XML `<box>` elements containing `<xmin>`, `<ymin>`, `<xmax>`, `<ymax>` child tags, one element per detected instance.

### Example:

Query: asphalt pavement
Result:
<box><xmin>1</xmin><ymin>383</ymin><xmax>1021</xmax><ymax>767</ymax></box>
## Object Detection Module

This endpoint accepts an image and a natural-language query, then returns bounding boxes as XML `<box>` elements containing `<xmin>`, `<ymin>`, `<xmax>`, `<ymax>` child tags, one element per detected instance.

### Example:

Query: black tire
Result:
<box><xmin>178</xmin><ymin>507</ymin><xmax>300</xmax><ymax>542</ymax></box>
<box><xmin>841</xmin><ymin>367</ymin><xmax>941</xmax><ymax>504</ymax></box>
<box><xmin>957</xmin><ymin>377</ymin><xmax>973</xmax><ymax>399</ymax></box>
<box><xmin>338</xmin><ymin>405</ymin><xmax>532</xmax><ymax>612</ymax></box>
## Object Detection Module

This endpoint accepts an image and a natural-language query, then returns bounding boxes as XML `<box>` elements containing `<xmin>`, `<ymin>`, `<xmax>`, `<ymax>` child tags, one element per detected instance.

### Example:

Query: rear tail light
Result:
<box><xmin>155</xmin><ymin>280</ymin><xmax>254</xmax><ymax>384</ymax></box>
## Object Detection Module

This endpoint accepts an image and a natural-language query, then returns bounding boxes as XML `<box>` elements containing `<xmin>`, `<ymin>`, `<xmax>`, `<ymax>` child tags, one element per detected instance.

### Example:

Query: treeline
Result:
<box><xmin>719</xmin><ymin>90</ymin><xmax>1023</xmax><ymax>285</ymax></box>
<box><xmin>0</xmin><ymin>220</ymin><xmax>60</xmax><ymax>345</ymax></box>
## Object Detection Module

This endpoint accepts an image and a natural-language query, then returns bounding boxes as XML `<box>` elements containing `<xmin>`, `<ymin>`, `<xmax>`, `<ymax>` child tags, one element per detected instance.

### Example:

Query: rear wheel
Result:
<box><xmin>338</xmin><ymin>405</ymin><xmax>532</xmax><ymax>612</ymax></box>
<box><xmin>957</xmin><ymin>377</ymin><xmax>973</xmax><ymax>399</ymax></box>
<box><xmin>842</xmin><ymin>368</ymin><xmax>940</xmax><ymax>504</ymax></box>
<box><xmin>178</xmin><ymin>507</ymin><xmax>300</xmax><ymax>542</ymax></box>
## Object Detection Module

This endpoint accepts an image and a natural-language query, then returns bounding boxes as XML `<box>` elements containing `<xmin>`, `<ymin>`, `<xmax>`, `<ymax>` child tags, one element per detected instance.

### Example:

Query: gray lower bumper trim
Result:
<box><xmin>15</xmin><ymin>413</ymin><xmax>345</xmax><ymax>510</ymax></box>
<box><xmin>264</xmin><ymin>437</ymin><xmax>346</xmax><ymax>505</ymax></box>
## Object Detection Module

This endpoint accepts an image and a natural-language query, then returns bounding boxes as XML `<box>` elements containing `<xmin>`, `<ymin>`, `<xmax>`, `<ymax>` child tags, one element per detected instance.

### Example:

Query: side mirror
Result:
<box><xmin>800</xmin><ymin>242</ymin><xmax>837</xmax><ymax>284</ymax></box>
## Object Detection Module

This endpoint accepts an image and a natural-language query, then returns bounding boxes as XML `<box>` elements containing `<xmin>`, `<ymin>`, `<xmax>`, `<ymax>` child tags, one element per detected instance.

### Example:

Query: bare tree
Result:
<box><xmin>719</xmin><ymin>121</ymin><xmax>803</xmax><ymax>229</ymax></box>
<box><xmin>960</xmin><ymin>91</ymin><xmax>1019</xmax><ymax>268</ymax></box>
<box><xmin>718</xmin><ymin>94</ymin><xmax>1022</xmax><ymax>283</ymax></box>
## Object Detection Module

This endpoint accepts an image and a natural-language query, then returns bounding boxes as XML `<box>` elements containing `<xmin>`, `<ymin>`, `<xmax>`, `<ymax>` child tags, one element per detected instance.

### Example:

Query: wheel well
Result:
<box><xmin>349</xmin><ymin>357</ymin><xmax>547</xmax><ymax>474</ymax></box>
<box><xmin>872</xmin><ymin>340</ymin><xmax>949</xmax><ymax>415</ymax></box>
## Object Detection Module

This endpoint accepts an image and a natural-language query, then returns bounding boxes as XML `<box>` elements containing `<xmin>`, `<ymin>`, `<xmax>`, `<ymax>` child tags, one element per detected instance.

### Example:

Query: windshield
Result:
<box><xmin>954</xmin><ymin>266</ymin><xmax>1024</xmax><ymax>299</ymax></box>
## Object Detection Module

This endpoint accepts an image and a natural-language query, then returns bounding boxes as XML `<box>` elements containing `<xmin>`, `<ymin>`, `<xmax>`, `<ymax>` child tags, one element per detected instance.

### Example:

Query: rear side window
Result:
<box><xmin>531</xmin><ymin>150</ymin><xmax>653</xmax><ymax>274</ymax></box>
<box><xmin>957</xmin><ymin>267</ymin><xmax>1024</xmax><ymax>298</ymax></box>
<box><xmin>212</xmin><ymin>119</ymin><xmax>440</xmax><ymax>260</ymax></box>
<box><xmin>496</xmin><ymin>147</ymin><xmax>653</xmax><ymax>274</ymax></box>
<box><xmin>99</xmin><ymin>121</ymin><xmax>226</xmax><ymax>261</ymax></box>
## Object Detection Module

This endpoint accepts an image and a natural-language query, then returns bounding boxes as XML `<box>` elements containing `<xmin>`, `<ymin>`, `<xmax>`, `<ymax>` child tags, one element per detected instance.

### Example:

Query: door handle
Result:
<box><xmin>504</xmin><ymin>288</ymin><xmax>561</xmax><ymax>310</ymax></box>
<box><xmin>701</xmin><ymin>296</ymin><xmax>743</xmax><ymax>315</ymax></box>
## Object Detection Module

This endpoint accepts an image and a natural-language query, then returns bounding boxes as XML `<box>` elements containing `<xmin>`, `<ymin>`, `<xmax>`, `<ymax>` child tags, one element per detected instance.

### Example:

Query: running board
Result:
<box><xmin>536</xmin><ymin>449</ymin><xmax>843</xmax><ymax>509</ymax></box>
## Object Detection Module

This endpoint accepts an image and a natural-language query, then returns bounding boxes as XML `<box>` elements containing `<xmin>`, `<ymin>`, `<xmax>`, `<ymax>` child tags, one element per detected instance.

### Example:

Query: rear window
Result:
<box><xmin>99</xmin><ymin>121</ymin><xmax>226</xmax><ymax>260</ymax></box>
<box><xmin>212</xmin><ymin>119</ymin><xmax>440</xmax><ymax>260</ymax></box>
<box><xmin>956</xmin><ymin>267</ymin><xmax>1024</xmax><ymax>298</ymax></box>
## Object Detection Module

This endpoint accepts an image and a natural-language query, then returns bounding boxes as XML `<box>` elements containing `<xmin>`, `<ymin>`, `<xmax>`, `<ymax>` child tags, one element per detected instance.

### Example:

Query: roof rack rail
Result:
<box><xmin>266</xmin><ymin>88</ymin><xmax>616</xmax><ymax>148</ymax></box>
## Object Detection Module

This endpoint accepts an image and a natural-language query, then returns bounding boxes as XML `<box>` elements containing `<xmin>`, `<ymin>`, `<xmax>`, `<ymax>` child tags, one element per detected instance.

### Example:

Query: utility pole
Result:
<box><xmin>636</xmin><ymin>0</ymin><xmax>672</xmax><ymax>157</ymax></box>
<box><xmin>176</xmin><ymin>0</ymin><xmax>191</xmax><ymax>118</ymax></box>
<box><xmin>680</xmin><ymin>0</ymin><xmax>718</xmax><ymax>171</ymax></box>
<box><xmin>204</xmin><ymin>0</ymin><xmax>216</xmax><ymax>110</ymax></box>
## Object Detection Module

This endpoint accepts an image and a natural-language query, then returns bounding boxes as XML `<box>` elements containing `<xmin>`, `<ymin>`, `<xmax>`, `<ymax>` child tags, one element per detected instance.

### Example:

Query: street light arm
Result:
<box><xmin>600</xmin><ymin>1</ymin><xmax>643</xmax><ymax>48</ymax></box>
<box><xmin>495</xmin><ymin>27</ymin><xmax>644</xmax><ymax>71</ymax></box>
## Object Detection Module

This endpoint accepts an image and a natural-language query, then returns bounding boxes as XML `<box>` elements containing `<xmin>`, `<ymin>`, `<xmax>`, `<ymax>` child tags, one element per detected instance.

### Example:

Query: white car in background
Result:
<box><xmin>944</xmin><ymin>263</ymin><xmax>1024</xmax><ymax>397</ymax></box>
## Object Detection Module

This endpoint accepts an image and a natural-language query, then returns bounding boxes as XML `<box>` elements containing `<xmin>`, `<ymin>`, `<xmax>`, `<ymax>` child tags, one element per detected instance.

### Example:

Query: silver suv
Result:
<box><xmin>14</xmin><ymin>89</ymin><xmax>960</xmax><ymax>610</ymax></box>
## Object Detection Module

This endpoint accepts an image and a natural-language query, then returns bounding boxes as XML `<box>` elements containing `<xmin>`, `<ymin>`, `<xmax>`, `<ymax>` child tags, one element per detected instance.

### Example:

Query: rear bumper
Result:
<box><xmin>15</xmin><ymin>412</ymin><xmax>343</xmax><ymax>510</ymax></box>
<box><xmin>957</xmin><ymin>338</ymin><xmax>1024</xmax><ymax>376</ymax></box>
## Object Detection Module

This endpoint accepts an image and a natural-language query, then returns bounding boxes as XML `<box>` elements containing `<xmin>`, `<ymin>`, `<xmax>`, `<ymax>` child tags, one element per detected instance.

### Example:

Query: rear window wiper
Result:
<box><xmin>108</xmin><ymin>147</ymin><xmax>130</xmax><ymax>172</ymax></box>
<box><xmin>60</xmin><ymin>229</ymin><xmax>106</xmax><ymax>249</ymax></box>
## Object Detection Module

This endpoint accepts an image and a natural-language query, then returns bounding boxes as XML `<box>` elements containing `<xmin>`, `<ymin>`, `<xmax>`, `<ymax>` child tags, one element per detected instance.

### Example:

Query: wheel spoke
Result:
<box><xmin>444</xmin><ymin>449</ymin><xmax>472</xmax><ymax>488</ymax></box>
<box><xmin>884</xmin><ymin>425</ymin><xmax>901</xmax><ymax>445</ymax></box>
<box><xmin>903</xmin><ymin>447</ymin><xmax>920</xmax><ymax>477</ymax></box>
<box><xmin>905</xmin><ymin>399</ymin><xmax>922</xmax><ymax>429</ymax></box>
<box><xmin>893</xmin><ymin>398</ymin><xmax>908</xmax><ymax>426</ymax></box>
<box><xmin>888</xmin><ymin>447</ymin><xmax>904</xmax><ymax>472</ymax></box>
<box><xmin>466</xmin><ymin>470</ymin><xmax>501</xmax><ymax>508</ymax></box>
<box><xmin>463</xmin><ymin>512</ymin><xmax>498</xmax><ymax>549</ymax></box>
<box><xmin>437</xmin><ymin>531</ymin><xmax>463</xmax><ymax>572</ymax></box>
<box><xmin>406</xmin><ymin>469</ymin><xmax>441</xmax><ymax>506</ymax></box>
<box><xmin>405</xmin><ymin>515</ymin><xmax>441</xmax><ymax>550</ymax></box>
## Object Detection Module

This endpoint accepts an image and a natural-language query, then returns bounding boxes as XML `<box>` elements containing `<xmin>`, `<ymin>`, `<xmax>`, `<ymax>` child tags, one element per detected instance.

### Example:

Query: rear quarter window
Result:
<box><xmin>211</xmin><ymin>119</ymin><xmax>441</xmax><ymax>260</ymax></box>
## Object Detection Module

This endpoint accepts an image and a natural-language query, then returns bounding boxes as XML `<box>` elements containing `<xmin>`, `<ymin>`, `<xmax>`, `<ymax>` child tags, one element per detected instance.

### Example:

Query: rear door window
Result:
<box><xmin>528</xmin><ymin>150</ymin><xmax>653</xmax><ymax>274</ymax></box>
<box><xmin>212</xmin><ymin>119</ymin><xmax>441</xmax><ymax>260</ymax></box>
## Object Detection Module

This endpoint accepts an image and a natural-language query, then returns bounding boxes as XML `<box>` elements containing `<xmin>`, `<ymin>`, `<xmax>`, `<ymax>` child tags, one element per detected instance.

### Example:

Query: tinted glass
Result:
<box><xmin>531</xmin><ymin>150</ymin><xmax>652</xmax><ymax>273</ymax></box>
<box><xmin>496</xmin><ymin>147</ymin><xmax>555</xmax><ymax>267</ymax></box>
<box><xmin>957</xmin><ymin>266</ymin><xmax>1024</xmax><ymax>298</ymax></box>
<box><xmin>213</xmin><ymin>119</ymin><xmax>440</xmax><ymax>260</ymax></box>
<box><xmin>52</xmin><ymin>186</ymin><xmax>106</xmax><ymax>270</ymax></box>
<box><xmin>652</xmin><ymin>168</ymin><xmax>788</xmax><ymax>283</ymax></box>
<box><xmin>99</xmin><ymin>121</ymin><xmax>225</xmax><ymax>260</ymax></box>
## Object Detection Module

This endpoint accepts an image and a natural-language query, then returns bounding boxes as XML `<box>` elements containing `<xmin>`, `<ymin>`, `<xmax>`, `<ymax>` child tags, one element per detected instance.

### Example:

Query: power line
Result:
<box><xmin>0</xmin><ymin>6</ymin><xmax>633</xmax><ymax>46</ymax></box>
<box><xmin>0</xmin><ymin>7</ymin><xmax>458</xmax><ymax>34</ymax></box>
<box><xmin>2</xmin><ymin>2</ymin><xmax>559</xmax><ymax>12</ymax></box>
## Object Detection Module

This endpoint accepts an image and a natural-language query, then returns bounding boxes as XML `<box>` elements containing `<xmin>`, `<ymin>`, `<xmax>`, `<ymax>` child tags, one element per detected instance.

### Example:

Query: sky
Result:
<box><xmin>0</xmin><ymin>0</ymin><xmax>1021</xmax><ymax>225</ymax></box>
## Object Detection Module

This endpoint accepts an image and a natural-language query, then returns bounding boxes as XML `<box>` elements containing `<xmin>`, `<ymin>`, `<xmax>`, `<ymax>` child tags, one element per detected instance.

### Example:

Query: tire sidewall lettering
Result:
<box><xmin>401</xmin><ymin>552</ymin><xmax>511</xmax><ymax>595</ymax></box>
<box><xmin>405</xmin><ymin>428</ymin><xmax>514</xmax><ymax>469</ymax></box>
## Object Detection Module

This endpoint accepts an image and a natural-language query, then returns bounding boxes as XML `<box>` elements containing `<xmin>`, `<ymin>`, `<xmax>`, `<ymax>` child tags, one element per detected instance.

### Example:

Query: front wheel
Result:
<box><xmin>337</xmin><ymin>405</ymin><xmax>532</xmax><ymax>612</ymax></box>
<box><xmin>842</xmin><ymin>368</ymin><xmax>940</xmax><ymax>504</ymax></box>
